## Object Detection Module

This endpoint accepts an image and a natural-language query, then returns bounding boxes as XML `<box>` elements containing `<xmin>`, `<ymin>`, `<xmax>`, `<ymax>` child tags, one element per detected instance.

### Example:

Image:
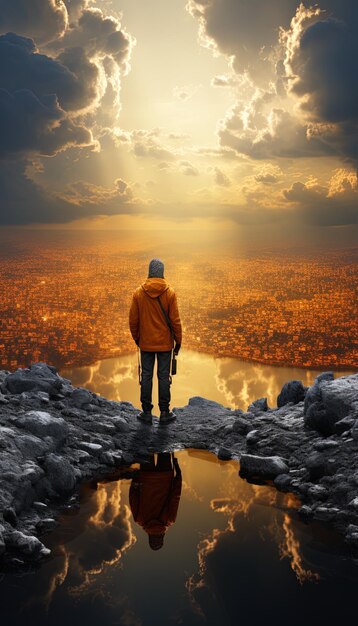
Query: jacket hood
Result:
<box><xmin>141</xmin><ymin>277</ymin><xmax>170</xmax><ymax>298</ymax></box>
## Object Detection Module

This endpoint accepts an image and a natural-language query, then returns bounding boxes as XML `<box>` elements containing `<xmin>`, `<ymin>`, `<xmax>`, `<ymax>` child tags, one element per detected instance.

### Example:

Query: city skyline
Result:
<box><xmin>0</xmin><ymin>231</ymin><xmax>356</xmax><ymax>371</ymax></box>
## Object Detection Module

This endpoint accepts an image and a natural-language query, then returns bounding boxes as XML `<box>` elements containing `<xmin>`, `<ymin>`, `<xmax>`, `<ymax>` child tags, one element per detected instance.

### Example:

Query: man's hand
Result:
<box><xmin>174</xmin><ymin>342</ymin><xmax>181</xmax><ymax>355</ymax></box>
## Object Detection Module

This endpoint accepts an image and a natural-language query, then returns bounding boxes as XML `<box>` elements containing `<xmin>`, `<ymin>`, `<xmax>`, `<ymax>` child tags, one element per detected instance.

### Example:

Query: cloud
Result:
<box><xmin>0</xmin><ymin>0</ymin><xmax>135</xmax><ymax>224</ymax></box>
<box><xmin>189</xmin><ymin>1</ymin><xmax>358</xmax><ymax>167</ymax></box>
<box><xmin>0</xmin><ymin>86</ymin><xmax>94</xmax><ymax>157</ymax></box>
<box><xmin>0</xmin><ymin>159</ymin><xmax>139</xmax><ymax>225</ymax></box>
<box><xmin>254</xmin><ymin>164</ymin><xmax>282</xmax><ymax>185</ymax></box>
<box><xmin>211</xmin><ymin>74</ymin><xmax>237</xmax><ymax>88</ymax></box>
<box><xmin>131</xmin><ymin>129</ymin><xmax>177</xmax><ymax>161</ymax></box>
<box><xmin>187</xmin><ymin>0</ymin><xmax>298</xmax><ymax>82</ymax></box>
<box><xmin>283</xmin><ymin>170</ymin><xmax>358</xmax><ymax>226</ymax></box>
<box><xmin>214</xmin><ymin>167</ymin><xmax>231</xmax><ymax>187</ymax></box>
<box><xmin>179</xmin><ymin>160</ymin><xmax>199</xmax><ymax>176</ymax></box>
<box><xmin>0</xmin><ymin>0</ymin><xmax>68</xmax><ymax>44</ymax></box>
<box><xmin>281</xmin><ymin>2</ymin><xmax>358</xmax><ymax>165</ymax></box>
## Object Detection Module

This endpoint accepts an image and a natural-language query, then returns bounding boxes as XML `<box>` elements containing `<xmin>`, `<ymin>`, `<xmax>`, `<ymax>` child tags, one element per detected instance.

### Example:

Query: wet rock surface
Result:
<box><xmin>0</xmin><ymin>361</ymin><xmax>357</xmax><ymax>571</ymax></box>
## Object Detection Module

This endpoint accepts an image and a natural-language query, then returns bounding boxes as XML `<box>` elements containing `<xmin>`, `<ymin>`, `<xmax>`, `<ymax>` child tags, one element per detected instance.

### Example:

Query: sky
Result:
<box><xmin>0</xmin><ymin>0</ymin><xmax>357</xmax><ymax>246</ymax></box>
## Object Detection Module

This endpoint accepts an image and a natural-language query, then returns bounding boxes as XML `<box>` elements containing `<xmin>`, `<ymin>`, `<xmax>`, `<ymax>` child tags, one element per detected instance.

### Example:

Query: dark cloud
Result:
<box><xmin>190</xmin><ymin>1</ymin><xmax>358</xmax><ymax>167</ymax></box>
<box><xmin>283</xmin><ymin>177</ymin><xmax>358</xmax><ymax>226</ymax></box>
<box><xmin>219</xmin><ymin>107</ymin><xmax>334</xmax><ymax>160</ymax></box>
<box><xmin>283</xmin><ymin>3</ymin><xmax>358</xmax><ymax>165</ymax></box>
<box><xmin>0</xmin><ymin>87</ymin><xmax>93</xmax><ymax>156</ymax></box>
<box><xmin>0</xmin><ymin>32</ymin><xmax>98</xmax><ymax>113</ymax></box>
<box><xmin>187</xmin><ymin>0</ymin><xmax>298</xmax><ymax>81</ymax></box>
<box><xmin>0</xmin><ymin>160</ymin><xmax>138</xmax><ymax>225</ymax></box>
<box><xmin>0</xmin><ymin>1</ymin><xmax>134</xmax><ymax>224</ymax></box>
<box><xmin>0</xmin><ymin>0</ymin><xmax>68</xmax><ymax>44</ymax></box>
<box><xmin>49</xmin><ymin>6</ymin><xmax>132</xmax><ymax>68</ymax></box>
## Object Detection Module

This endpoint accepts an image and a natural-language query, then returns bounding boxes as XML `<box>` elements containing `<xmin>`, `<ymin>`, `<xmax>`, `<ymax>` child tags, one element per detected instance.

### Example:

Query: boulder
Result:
<box><xmin>71</xmin><ymin>388</ymin><xmax>93</xmax><ymax>408</ymax></box>
<box><xmin>16</xmin><ymin>411</ymin><xmax>69</xmax><ymax>444</ymax></box>
<box><xmin>305</xmin><ymin>452</ymin><xmax>327</xmax><ymax>481</ymax></box>
<box><xmin>335</xmin><ymin>416</ymin><xmax>355</xmax><ymax>435</ymax></box>
<box><xmin>248</xmin><ymin>397</ymin><xmax>268</xmax><ymax>412</ymax></box>
<box><xmin>232</xmin><ymin>417</ymin><xmax>251</xmax><ymax>435</ymax></box>
<box><xmin>277</xmin><ymin>380</ymin><xmax>306</xmax><ymax>407</ymax></box>
<box><xmin>304</xmin><ymin>371</ymin><xmax>334</xmax><ymax>415</ymax></box>
<box><xmin>217</xmin><ymin>447</ymin><xmax>232</xmax><ymax>460</ymax></box>
<box><xmin>5</xmin><ymin>362</ymin><xmax>63</xmax><ymax>397</ymax></box>
<box><xmin>5</xmin><ymin>530</ymin><xmax>49</xmax><ymax>558</ymax></box>
<box><xmin>239</xmin><ymin>454</ymin><xmax>289</xmax><ymax>479</ymax></box>
<box><xmin>304</xmin><ymin>401</ymin><xmax>337</xmax><ymax>436</ymax></box>
<box><xmin>43</xmin><ymin>453</ymin><xmax>76</xmax><ymax>495</ymax></box>
<box><xmin>246</xmin><ymin>429</ymin><xmax>259</xmax><ymax>446</ymax></box>
<box><xmin>15</xmin><ymin>433</ymin><xmax>52</xmax><ymax>459</ymax></box>
<box><xmin>320</xmin><ymin>374</ymin><xmax>358</xmax><ymax>421</ymax></box>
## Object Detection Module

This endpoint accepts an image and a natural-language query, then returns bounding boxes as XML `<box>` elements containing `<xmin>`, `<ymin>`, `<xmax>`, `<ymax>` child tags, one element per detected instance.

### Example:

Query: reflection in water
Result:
<box><xmin>129</xmin><ymin>453</ymin><xmax>182</xmax><ymax>550</ymax></box>
<box><xmin>2</xmin><ymin>450</ymin><xmax>358</xmax><ymax>626</ymax></box>
<box><xmin>62</xmin><ymin>349</ymin><xmax>355</xmax><ymax>411</ymax></box>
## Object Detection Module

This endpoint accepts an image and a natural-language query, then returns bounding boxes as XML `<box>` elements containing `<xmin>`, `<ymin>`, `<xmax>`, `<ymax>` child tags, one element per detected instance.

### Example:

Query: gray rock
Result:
<box><xmin>232</xmin><ymin>417</ymin><xmax>251</xmax><ymax>435</ymax></box>
<box><xmin>313</xmin><ymin>439</ymin><xmax>339</xmax><ymax>451</ymax></box>
<box><xmin>248</xmin><ymin>397</ymin><xmax>268</xmax><ymax>412</ymax></box>
<box><xmin>246</xmin><ymin>429</ymin><xmax>259</xmax><ymax>446</ymax></box>
<box><xmin>188</xmin><ymin>396</ymin><xmax>227</xmax><ymax>408</ymax></box>
<box><xmin>43</xmin><ymin>453</ymin><xmax>76</xmax><ymax>495</ymax></box>
<box><xmin>16</xmin><ymin>411</ymin><xmax>69</xmax><ymax>444</ymax></box>
<box><xmin>6</xmin><ymin>530</ymin><xmax>49</xmax><ymax>558</ymax></box>
<box><xmin>273</xmin><ymin>473</ymin><xmax>292</xmax><ymax>490</ymax></box>
<box><xmin>217</xmin><ymin>447</ymin><xmax>232</xmax><ymax>460</ymax></box>
<box><xmin>77</xmin><ymin>441</ymin><xmax>103</xmax><ymax>456</ymax></box>
<box><xmin>305</xmin><ymin>452</ymin><xmax>327</xmax><ymax>481</ymax></box>
<box><xmin>304</xmin><ymin>401</ymin><xmax>337</xmax><ymax>436</ymax></box>
<box><xmin>5</xmin><ymin>362</ymin><xmax>63</xmax><ymax>397</ymax></box>
<box><xmin>335</xmin><ymin>416</ymin><xmax>355</xmax><ymax>435</ymax></box>
<box><xmin>304</xmin><ymin>371</ymin><xmax>334</xmax><ymax>414</ymax></box>
<box><xmin>71</xmin><ymin>388</ymin><xmax>93</xmax><ymax>408</ymax></box>
<box><xmin>277</xmin><ymin>380</ymin><xmax>306</xmax><ymax>407</ymax></box>
<box><xmin>15</xmin><ymin>433</ymin><xmax>52</xmax><ymax>459</ymax></box>
<box><xmin>112</xmin><ymin>416</ymin><xmax>131</xmax><ymax>433</ymax></box>
<box><xmin>239</xmin><ymin>454</ymin><xmax>289</xmax><ymax>479</ymax></box>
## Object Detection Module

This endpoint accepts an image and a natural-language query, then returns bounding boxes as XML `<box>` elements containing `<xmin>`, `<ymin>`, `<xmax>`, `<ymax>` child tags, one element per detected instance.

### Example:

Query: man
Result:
<box><xmin>129</xmin><ymin>258</ymin><xmax>182</xmax><ymax>425</ymax></box>
<box><xmin>129</xmin><ymin>453</ymin><xmax>182</xmax><ymax>550</ymax></box>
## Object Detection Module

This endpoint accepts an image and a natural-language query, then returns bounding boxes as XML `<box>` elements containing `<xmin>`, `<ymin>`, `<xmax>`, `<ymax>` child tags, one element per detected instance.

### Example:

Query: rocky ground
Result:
<box><xmin>0</xmin><ymin>362</ymin><xmax>357</xmax><ymax>571</ymax></box>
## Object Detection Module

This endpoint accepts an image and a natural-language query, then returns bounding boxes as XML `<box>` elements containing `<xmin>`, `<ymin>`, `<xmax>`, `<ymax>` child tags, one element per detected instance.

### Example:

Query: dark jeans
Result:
<box><xmin>141</xmin><ymin>453</ymin><xmax>173</xmax><ymax>472</ymax></box>
<box><xmin>140</xmin><ymin>350</ymin><xmax>171</xmax><ymax>413</ymax></box>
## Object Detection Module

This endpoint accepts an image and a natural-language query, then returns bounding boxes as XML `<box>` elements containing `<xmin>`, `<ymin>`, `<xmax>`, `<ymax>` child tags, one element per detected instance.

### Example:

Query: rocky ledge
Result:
<box><xmin>0</xmin><ymin>362</ymin><xmax>358</xmax><ymax>570</ymax></box>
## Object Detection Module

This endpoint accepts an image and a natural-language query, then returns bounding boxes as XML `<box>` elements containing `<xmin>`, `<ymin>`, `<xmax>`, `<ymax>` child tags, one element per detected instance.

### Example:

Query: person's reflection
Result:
<box><xmin>129</xmin><ymin>452</ymin><xmax>182</xmax><ymax>550</ymax></box>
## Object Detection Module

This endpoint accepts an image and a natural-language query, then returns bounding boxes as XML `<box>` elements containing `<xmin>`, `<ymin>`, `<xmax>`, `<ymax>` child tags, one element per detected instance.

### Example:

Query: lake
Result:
<box><xmin>1</xmin><ymin>449</ymin><xmax>357</xmax><ymax>626</ymax></box>
<box><xmin>61</xmin><ymin>348</ymin><xmax>354</xmax><ymax>411</ymax></box>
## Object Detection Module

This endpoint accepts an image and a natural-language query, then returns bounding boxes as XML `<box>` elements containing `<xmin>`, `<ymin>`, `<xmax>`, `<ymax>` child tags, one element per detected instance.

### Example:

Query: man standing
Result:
<box><xmin>129</xmin><ymin>258</ymin><xmax>182</xmax><ymax>425</ymax></box>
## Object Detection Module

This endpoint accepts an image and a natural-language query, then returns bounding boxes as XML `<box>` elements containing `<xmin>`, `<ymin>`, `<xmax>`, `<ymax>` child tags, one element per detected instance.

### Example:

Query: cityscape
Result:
<box><xmin>0</xmin><ymin>232</ymin><xmax>356</xmax><ymax>371</ymax></box>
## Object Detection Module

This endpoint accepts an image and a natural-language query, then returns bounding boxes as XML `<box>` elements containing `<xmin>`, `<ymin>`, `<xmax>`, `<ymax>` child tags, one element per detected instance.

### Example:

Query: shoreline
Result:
<box><xmin>0</xmin><ymin>362</ymin><xmax>358</xmax><ymax>572</ymax></box>
<box><xmin>3</xmin><ymin>348</ymin><xmax>357</xmax><ymax>375</ymax></box>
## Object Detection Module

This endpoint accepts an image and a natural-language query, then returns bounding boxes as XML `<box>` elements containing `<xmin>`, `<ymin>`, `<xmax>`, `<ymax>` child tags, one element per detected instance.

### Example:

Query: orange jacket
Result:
<box><xmin>129</xmin><ymin>277</ymin><xmax>182</xmax><ymax>351</ymax></box>
<box><xmin>129</xmin><ymin>470</ymin><xmax>182</xmax><ymax>535</ymax></box>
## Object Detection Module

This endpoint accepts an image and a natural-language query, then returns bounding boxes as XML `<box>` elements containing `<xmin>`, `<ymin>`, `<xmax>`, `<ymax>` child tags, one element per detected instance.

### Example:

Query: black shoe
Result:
<box><xmin>136</xmin><ymin>411</ymin><xmax>152</xmax><ymax>425</ymax></box>
<box><xmin>159</xmin><ymin>410</ymin><xmax>176</xmax><ymax>424</ymax></box>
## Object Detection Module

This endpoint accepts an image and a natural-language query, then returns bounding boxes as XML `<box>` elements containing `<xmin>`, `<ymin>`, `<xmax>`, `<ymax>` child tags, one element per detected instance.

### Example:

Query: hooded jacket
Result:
<box><xmin>129</xmin><ymin>468</ymin><xmax>182</xmax><ymax>536</ymax></box>
<box><xmin>129</xmin><ymin>277</ymin><xmax>182</xmax><ymax>351</ymax></box>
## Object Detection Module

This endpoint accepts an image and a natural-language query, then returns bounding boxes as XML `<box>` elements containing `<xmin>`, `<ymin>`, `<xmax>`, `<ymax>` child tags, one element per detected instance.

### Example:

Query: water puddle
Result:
<box><xmin>1</xmin><ymin>449</ymin><xmax>357</xmax><ymax>626</ymax></box>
